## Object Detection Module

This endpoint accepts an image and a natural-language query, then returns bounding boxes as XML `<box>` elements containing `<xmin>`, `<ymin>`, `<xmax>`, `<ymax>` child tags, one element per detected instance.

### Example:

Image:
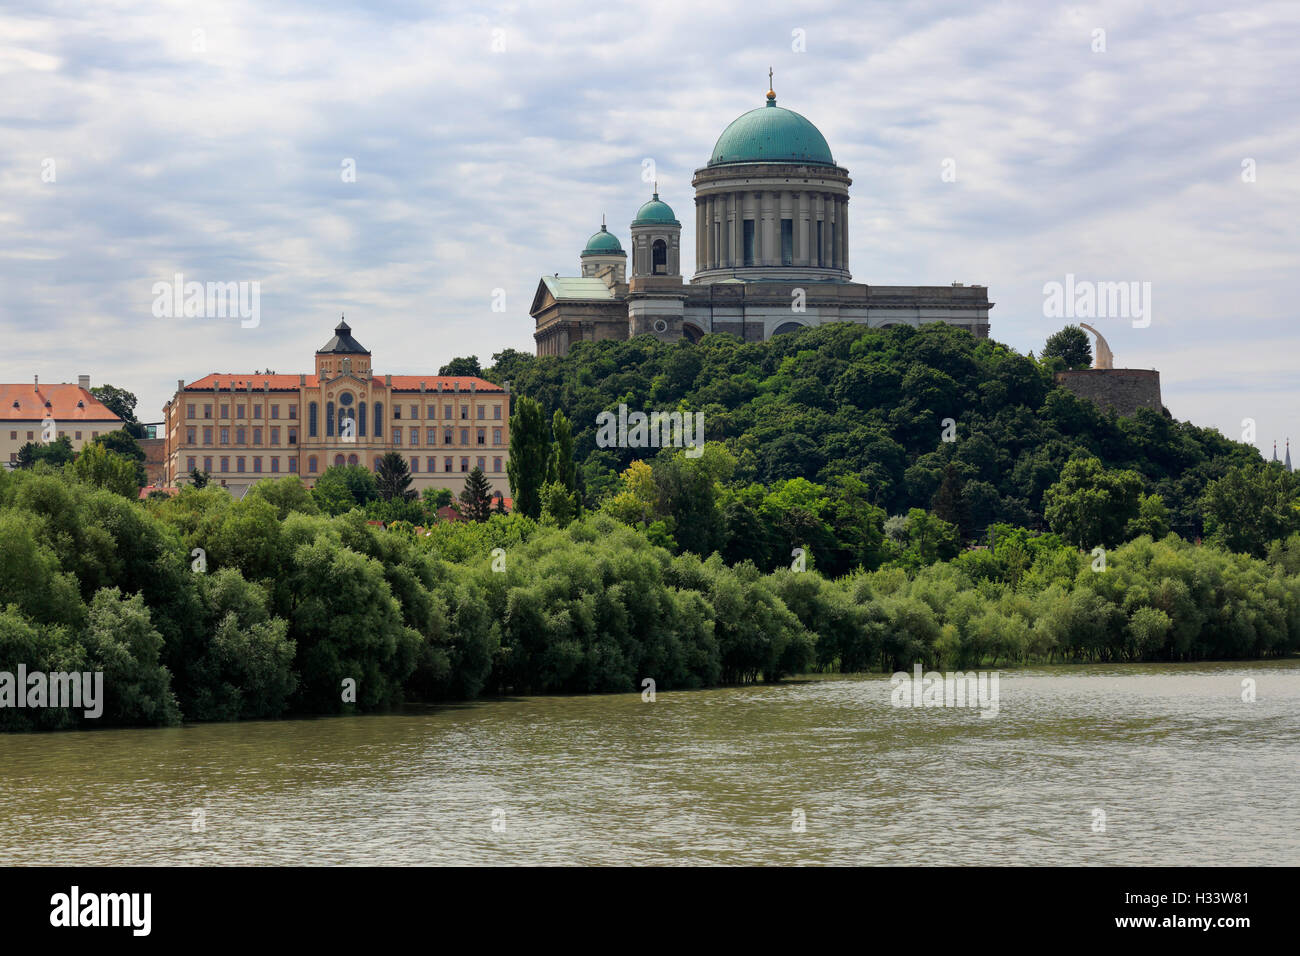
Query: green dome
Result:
<box><xmin>581</xmin><ymin>224</ymin><xmax>625</xmax><ymax>257</ymax></box>
<box><xmin>708</xmin><ymin>94</ymin><xmax>834</xmax><ymax>167</ymax></box>
<box><xmin>632</xmin><ymin>193</ymin><xmax>679</xmax><ymax>226</ymax></box>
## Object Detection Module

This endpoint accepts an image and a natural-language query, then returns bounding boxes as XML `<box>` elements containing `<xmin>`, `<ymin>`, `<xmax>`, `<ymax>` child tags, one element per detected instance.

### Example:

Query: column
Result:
<box><xmin>840</xmin><ymin>196</ymin><xmax>850</xmax><ymax>275</ymax></box>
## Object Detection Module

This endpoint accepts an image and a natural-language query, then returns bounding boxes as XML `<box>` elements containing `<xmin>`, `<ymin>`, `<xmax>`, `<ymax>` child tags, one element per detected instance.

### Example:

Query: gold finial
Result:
<box><xmin>767</xmin><ymin>66</ymin><xmax>774</xmax><ymax>99</ymax></box>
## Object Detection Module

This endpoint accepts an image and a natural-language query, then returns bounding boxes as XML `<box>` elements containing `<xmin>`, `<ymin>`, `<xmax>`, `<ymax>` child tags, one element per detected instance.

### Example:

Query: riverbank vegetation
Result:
<box><xmin>2</xmin><ymin>463</ymin><xmax>1297</xmax><ymax>730</ymax></box>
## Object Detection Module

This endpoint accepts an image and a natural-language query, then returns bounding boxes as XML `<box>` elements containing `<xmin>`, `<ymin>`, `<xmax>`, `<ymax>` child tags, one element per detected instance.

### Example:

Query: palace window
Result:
<box><xmin>187</xmin><ymin>456</ymin><xmax>196</xmax><ymax>472</ymax></box>
<box><xmin>394</xmin><ymin>406</ymin><xmax>401</xmax><ymax>420</ymax></box>
<box><xmin>781</xmin><ymin>218</ymin><xmax>793</xmax><ymax>266</ymax></box>
<box><xmin>358</xmin><ymin>401</ymin><xmax>367</xmax><ymax>437</ymax></box>
<box><xmin>308</xmin><ymin>402</ymin><xmax>318</xmax><ymax>437</ymax></box>
<box><xmin>410</xmin><ymin>427</ymin><xmax>418</xmax><ymax>446</ymax></box>
<box><xmin>271</xmin><ymin>458</ymin><xmax>279</xmax><ymax>473</ymax></box>
<box><xmin>444</xmin><ymin>404</ymin><xmax>452</xmax><ymax>419</ymax></box>
<box><xmin>236</xmin><ymin>427</ymin><xmax>245</xmax><ymax>444</ymax></box>
<box><xmin>236</xmin><ymin>457</ymin><xmax>245</xmax><ymax>473</ymax></box>
<box><xmin>288</xmin><ymin>427</ymin><xmax>297</xmax><ymax>445</ymax></box>
<box><xmin>308</xmin><ymin>456</ymin><xmax>317</xmax><ymax>473</ymax></box>
<box><xmin>271</xmin><ymin>404</ymin><xmax>279</xmax><ymax>420</ymax></box>
<box><xmin>373</xmin><ymin>403</ymin><xmax>383</xmax><ymax>437</ymax></box>
<box><xmin>253</xmin><ymin>404</ymin><xmax>262</xmax><ymax>419</ymax></box>
<box><xmin>326</xmin><ymin>402</ymin><xmax>335</xmax><ymax>437</ymax></box>
<box><xmin>460</xmin><ymin>457</ymin><xmax>469</xmax><ymax>472</ymax></box>
<box><xmin>493</xmin><ymin>428</ymin><xmax>502</xmax><ymax>445</ymax></box>
<box><xmin>426</xmin><ymin>427</ymin><xmax>436</xmax><ymax>445</ymax></box>
<box><xmin>204</xmin><ymin>456</ymin><xmax>212</xmax><ymax>473</ymax></box>
<box><xmin>460</xmin><ymin>428</ymin><xmax>468</xmax><ymax>445</ymax></box>
<box><xmin>494</xmin><ymin>405</ymin><xmax>502</xmax><ymax>420</ymax></box>
<box><xmin>347</xmin><ymin>454</ymin><xmax>358</xmax><ymax>466</ymax></box>
<box><xmin>220</xmin><ymin>428</ymin><xmax>229</xmax><ymax>444</ymax></box>
<box><xmin>253</xmin><ymin>457</ymin><xmax>262</xmax><ymax>473</ymax></box>
<box><xmin>426</xmin><ymin>457</ymin><xmax>435</xmax><ymax>473</ymax></box>
<box><xmin>652</xmin><ymin>238</ymin><xmax>667</xmax><ymax>274</ymax></box>
<box><xmin>334</xmin><ymin>454</ymin><xmax>345</xmax><ymax>467</ymax></box>
<box><xmin>444</xmin><ymin>427</ymin><xmax>452</xmax><ymax>444</ymax></box>
<box><xmin>476</xmin><ymin>456</ymin><xmax>485</xmax><ymax>471</ymax></box>
<box><xmin>288</xmin><ymin>458</ymin><xmax>297</xmax><ymax>473</ymax></box>
<box><xmin>271</xmin><ymin>427</ymin><xmax>280</xmax><ymax>445</ymax></box>
<box><xmin>460</xmin><ymin>405</ymin><xmax>468</xmax><ymax>420</ymax></box>
<box><xmin>187</xmin><ymin>427</ymin><xmax>196</xmax><ymax>443</ymax></box>
<box><xmin>288</xmin><ymin>405</ymin><xmax>297</xmax><ymax>420</ymax></box>
<box><xmin>411</xmin><ymin>457</ymin><xmax>419</xmax><ymax>473</ymax></box>
<box><xmin>493</xmin><ymin>456</ymin><xmax>502</xmax><ymax>473</ymax></box>
<box><xmin>444</xmin><ymin>457</ymin><xmax>452</xmax><ymax>473</ymax></box>
<box><xmin>220</xmin><ymin>404</ymin><xmax>229</xmax><ymax>419</ymax></box>
<box><xmin>252</xmin><ymin>427</ymin><xmax>261</xmax><ymax>444</ymax></box>
<box><xmin>220</xmin><ymin>456</ymin><xmax>229</xmax><ymax>472</ymax></box>
<box><xmin>187</xmin><ymin>404</ymin><xmax>195</xmax><ymax>418</ymax></box>
<box><xmin>743</xmin><ymin>219</ymin><xmax>755</xmax><ymax>266</ymax></box>
<box><xmin>204</xmin><ymin>404</ymin><xmax>212</xmax><ymax>419</ymax></box>
<box><xmin>477</xmin><ymin>428</ymin><xmax>485</xmax><ymax>445</ymax></box>
<box><xmin>236</xmin><ymin>404</ymin><xmax>245</xmax><ymax>419</ymax></box>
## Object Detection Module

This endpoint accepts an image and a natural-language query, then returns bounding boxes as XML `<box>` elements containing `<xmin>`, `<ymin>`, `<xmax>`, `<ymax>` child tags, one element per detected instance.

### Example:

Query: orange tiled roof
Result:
<box><xmin>183</xmin><ymin>374</ymin><xmax>505</xmax><ymax>393</ymax></box>
<box><xmin>0</xmin><ymin>383</ymin><xmax>122</xmax><ymax>422</ymax></box>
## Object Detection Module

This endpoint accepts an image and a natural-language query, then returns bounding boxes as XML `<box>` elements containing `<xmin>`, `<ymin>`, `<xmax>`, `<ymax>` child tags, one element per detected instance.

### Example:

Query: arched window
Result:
<box><xmin>373</xmin><ymin>456</ymin><xmax>383</xmax><ymax>470</ymax></box>
<box><xmin>652</xmin><ymin>239</ymin><xmax>667</xmax><ymax>275</ymax></box>
<box><xmin>358</xmin><ymin>401</ymin><xmax>367</xmax><ymax>437</ymax></box>
<box><xmin>308</xmin><ymin>402</ymin><xmax>318</xmax><ymax>437</ymax></box>
<box><xmin>338</xmin><ymin>408</ymin><xmax>353</xmax><ymax>439</ymax></box>
<box><xmin>373</xmin><ymin>402</ymin><xmax>383</xmax><ymax>438</ymax></box>
<box><xmin>334</xmin><ymin>453</ymin><xmax>345</xmax><ymax>467</ymax></box>
<box><xmin>772</xmin><ymin>321</ymin><xmax>805</xmax><ymax>336</ymax></box>
<box><xmin>307</xmin><ymin>455</ymin><xmax>317</xmax><ymax>473</ymax></box>
<box><xmin>347</xmin><ymin>453</ymin><xmax>358</xmax><ymax>466</ymax></box>
<box><xmin>326</xmin><ymin>401</ymin><xmax>335</xmax><ymax>437</ymax></box>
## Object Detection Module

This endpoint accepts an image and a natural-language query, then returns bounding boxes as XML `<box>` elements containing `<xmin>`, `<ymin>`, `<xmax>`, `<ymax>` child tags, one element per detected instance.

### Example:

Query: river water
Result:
<box><xmin>2</xmin><ymin>661</ymin><xmax>1296</xmax><ymax>865</ymax></box>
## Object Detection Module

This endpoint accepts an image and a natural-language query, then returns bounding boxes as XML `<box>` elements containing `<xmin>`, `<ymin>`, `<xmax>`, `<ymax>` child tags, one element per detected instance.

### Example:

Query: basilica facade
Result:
<box><xmin>532</xmin><ymin>84</ymin><xmax>993</xmax><ymax>356</ymax></box>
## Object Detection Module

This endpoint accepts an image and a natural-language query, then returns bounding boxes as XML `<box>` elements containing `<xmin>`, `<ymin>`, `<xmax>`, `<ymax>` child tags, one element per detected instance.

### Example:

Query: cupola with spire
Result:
<box><xmin>630</xmin><ymin>184</ymin><xmax>681</xmax><ymax>278</ymax></box>
<box><xmin>580</xmin><ymin>217</ymin><xmax>627</xmax><ymax>282</ymax></box>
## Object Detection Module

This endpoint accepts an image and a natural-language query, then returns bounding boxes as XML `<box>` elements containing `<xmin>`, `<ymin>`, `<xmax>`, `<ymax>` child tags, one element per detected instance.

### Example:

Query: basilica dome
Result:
<box><xmin>707</xmin><ymin>92</ymin><xmax>835</xmax><ymax>167</ymax></box>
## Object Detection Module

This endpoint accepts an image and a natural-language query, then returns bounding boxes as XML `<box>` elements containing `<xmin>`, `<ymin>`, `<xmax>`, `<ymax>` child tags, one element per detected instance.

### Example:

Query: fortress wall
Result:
<box><xmin>1053</xmin><ymin>368</ymin><xmax>1162</xmax><ymax>417</ymax></box>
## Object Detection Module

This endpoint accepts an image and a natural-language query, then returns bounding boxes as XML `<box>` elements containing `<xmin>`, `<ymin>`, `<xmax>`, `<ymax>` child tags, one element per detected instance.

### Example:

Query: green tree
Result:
<box><xmin>549</xmin><ymin>409</ymin><xmax>577</xmax><ymax>493</ymax></box>
<box><xmin>439</xmin><ymin>356</ymin><xmax>483</xmax><ymax>377</ymax></box>
<box><xmin>1042</xmin><ymin>326</ymin><xmax>1092</xmax><ymax>370</ymax></box>
<box><xmin>459</xmin><ymin>466</ymin><xmax>495</xmax><ymax>522</ymax></box>
<box><xmin>1043</xmin><ymin>456</ymin><xmax>1143</xmax><ymax>549</ymax></box>
<box><xmin>507</xmin><ymin>395</ymin><xmax>549</xmax><ymax>519</ymax></box>
<box><xmin>311</xmin><ymin>464</ymin><xmax>378</xmax><ymax>515</ymax></box>
<box><xmin>376</xmin><ymin>451</ymin><xmax>415</xmax><ymax>501</ymax></box>
<box><xmin>70</xmin><ymin>442</ymin><xmax>140</xmax><ymax>498</ymax></box>
<box><xmin>16</xmin><ymin>436</ymin><xmax>74</xmax><ymax>469</ymax></box>
<box><xmin>1199</xmin><ymin>463</ymin><xmax>1300</xmax><ymax>557</ymax></box>
<box><xmin>90</xmin><ymin>384</ymin><xmax>139</xmax><ymax>429</ymax></box>
<box><xmin>189</xmin><ymin>468</ymin><xmax>210</xmax><ymax>489</ymax></box>
<box><xmin>539</xmin><ymin>479</ymin><xmax>576</xmax><ymax>527</ymax></box>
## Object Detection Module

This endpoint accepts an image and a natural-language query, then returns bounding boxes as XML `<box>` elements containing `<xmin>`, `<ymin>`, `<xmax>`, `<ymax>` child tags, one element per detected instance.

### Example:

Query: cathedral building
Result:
<box><xmin>532</xmin><ymin>81</ymin><xmax>993</xmax><ymax>356</ymax></box>
<box><xmin>161</xmin><ymin>319</ymin><xmax>511</xmax><ymax>498</ymax></box>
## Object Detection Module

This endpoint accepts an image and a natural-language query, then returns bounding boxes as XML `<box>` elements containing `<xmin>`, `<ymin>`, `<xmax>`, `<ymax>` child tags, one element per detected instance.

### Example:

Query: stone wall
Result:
<box><xmin>1053</xmin><ymin>368</ymin><xmax>1162</xmax><ymax>417</ymax></box>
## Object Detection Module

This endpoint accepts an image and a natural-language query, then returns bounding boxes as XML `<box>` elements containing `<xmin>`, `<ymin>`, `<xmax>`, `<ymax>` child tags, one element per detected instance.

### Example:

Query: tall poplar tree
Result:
<box><xmin>507</xmin><ymin>396</ymin><xmax>549</xmax><ymax>519</ymax></box>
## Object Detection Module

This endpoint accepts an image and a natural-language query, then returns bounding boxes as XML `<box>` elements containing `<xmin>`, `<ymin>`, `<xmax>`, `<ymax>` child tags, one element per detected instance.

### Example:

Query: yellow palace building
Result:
<box><xmin>162</xmin><ymin>318</ymin><xmax>511</xmax><ymax>497</ymax></box>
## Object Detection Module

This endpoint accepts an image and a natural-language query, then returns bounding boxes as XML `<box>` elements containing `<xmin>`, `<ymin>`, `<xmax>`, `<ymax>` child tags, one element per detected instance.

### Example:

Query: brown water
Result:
<box><xmin>2</xmin><ymin>661</ymin><xmax>1297</xmax><ymax>865</ymax></box>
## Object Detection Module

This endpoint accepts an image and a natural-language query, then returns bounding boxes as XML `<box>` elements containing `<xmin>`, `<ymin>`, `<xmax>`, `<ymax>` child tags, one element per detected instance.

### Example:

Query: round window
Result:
<box><xmin>339</xmin><ymin>392</ymin><xmax>354</xmax><ymax>407</ymax></box>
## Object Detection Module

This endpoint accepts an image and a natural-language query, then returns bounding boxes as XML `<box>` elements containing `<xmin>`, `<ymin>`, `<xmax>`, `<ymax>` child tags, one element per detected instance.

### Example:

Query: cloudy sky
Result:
<box><xmin>2</xmin><ymin>0</ymin><xmax>1297</xmax><ymax>455</ymax></box>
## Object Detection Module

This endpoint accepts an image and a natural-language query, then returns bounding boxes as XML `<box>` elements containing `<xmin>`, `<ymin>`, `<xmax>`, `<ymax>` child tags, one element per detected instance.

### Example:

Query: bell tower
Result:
<box><xmin>627</xmin><ymin>187</ymin><xmax>687</xmax><ymax>341</ymax></box>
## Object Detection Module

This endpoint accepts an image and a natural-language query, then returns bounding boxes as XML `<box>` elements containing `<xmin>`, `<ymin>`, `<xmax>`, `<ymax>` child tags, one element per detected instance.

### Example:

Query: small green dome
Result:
<box><xmin>708</xmin><ymin>93</ymin><xmax>834</xmax><ymax>167</ymax></box>
<box><xmin>632</xmin><ymin>193</ymin><xmax>679</xmax><ymax>226</ymax></box>
<box><xmin>581</xmin><ymin>224</ymin><xmax>625</xmax><ymax>256</ymax></box>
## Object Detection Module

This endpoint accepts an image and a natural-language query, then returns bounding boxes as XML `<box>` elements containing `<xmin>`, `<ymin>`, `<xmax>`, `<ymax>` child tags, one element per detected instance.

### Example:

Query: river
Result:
<box><xmin>2</xmin><ymin>661</ymin><xmax>1296</xmax><ymax>865</ymax></box>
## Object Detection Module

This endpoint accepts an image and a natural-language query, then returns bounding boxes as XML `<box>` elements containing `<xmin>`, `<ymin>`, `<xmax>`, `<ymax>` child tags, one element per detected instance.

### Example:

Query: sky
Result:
<box><xmin>2</xmin><ymin>0</ymin><xmax>1297</xmax><ymax>456</ymax></box>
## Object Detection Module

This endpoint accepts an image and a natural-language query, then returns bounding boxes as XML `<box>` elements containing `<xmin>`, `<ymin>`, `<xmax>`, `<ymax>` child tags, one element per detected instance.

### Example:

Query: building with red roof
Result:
<box><xmin>161</xmin><ymin>318</ymin><xmax>512</xmax><ymax>497</ymax></box>
<box><xmin>1</xmin><ymin>374</ymin><xmax>122</xmax><ymax>468</ymax></box>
